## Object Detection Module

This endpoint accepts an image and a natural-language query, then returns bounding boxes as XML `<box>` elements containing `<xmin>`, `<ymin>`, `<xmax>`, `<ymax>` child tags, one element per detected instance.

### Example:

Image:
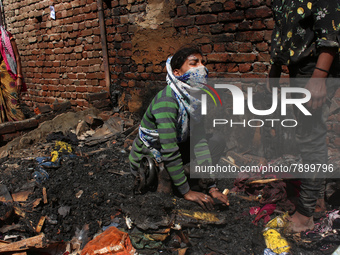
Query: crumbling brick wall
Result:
<box><xmin>4</xmin><ymin>0</ymin><xmax>105</xmax><ymax>110</ymax></box>
<box><xmin>105</xmin><ymin>0</ymin><xmax>274</xmax><ymax>112</ymax></box>
<box><xmin>3</xmin><ymin>0</ymin><xmax>274</xmax><ymax>111</ymax></box>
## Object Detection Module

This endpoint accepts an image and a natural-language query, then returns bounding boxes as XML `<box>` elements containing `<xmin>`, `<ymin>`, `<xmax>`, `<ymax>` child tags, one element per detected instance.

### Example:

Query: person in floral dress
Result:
<box><xmin>268</xmin><ymin>0</ymin><xmax>340</xmax><ymax>232</ymax></box>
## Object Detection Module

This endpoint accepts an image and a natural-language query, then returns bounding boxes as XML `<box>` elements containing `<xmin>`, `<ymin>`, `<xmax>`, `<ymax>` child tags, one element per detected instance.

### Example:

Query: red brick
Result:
<box><xmin>117</xmin><ymin>25</ymin><xmax>128</xmax><ymax>33</ymax></box>
<box><xmin>258</xmin><ymin>52</ymin><xmax>270</xmax><ymax>62</ymax></box>
<box><xmin>215</xmin><ymin>63</ymin><xmax>228</xmax><ymax>72</ymax></box>
<box><xmin>237</xmin><ymin>21</ymin><xmax>249</xmax><ymax>31</ymax></box>
<box><xmin>195</xmin><ymin>14</ymin><xmax>217</xmax><ymax>25</ymax></box>
<box><xmin>236</xmin><ymin>31</ymin><xmax>264</xmax><ymax>42</ymax></box>
<box><xmin>173</xmin><ymin>17</ymin><xmax>194</xmax><ymax>27</ymax></box>
<box><xmin>218</xmin><ymin>11</ymin><xmax>244</xmax><ymax>22</ymax></box>
<box><xmin>239</xmin><ymin>63</ymin><xmax>252</xmax><ymax>73</ymax></box>
<box><xmin>264</xmin><ymin>30</ymin><xmax>273</xmax><ymax>41</ymax></box>
<box><xmin>76</xmin><ymin>99</ymin><xmax>89</xmax><ymax>107</ymax></box>
<box><xmin>76</xmin><ymin>86</ymin><xmax>87</xmax><ymax>92</ymax></box>
<box><xmin>211</xmin><ymin>24</ymin><xmax>224</xmax><ymax>34</ymax></box>
<box><xmin>237</xmin><ymin>0</ymin><xmax>251</xmax><ymax>8</ymax></box>
<box><xmin>122</xmin><ymin>42</ymin><xmax>132</xmax><ymax>49</ymax></box>
<box><xmin>114</xmin><ymin>34</ymin><xmax>123</xmax><ymax>42</ymax></box>
<box><xmin>188</xmin><ymin>27</ymin><xmax>198</xmax><ymax>34</ymax></box>
<box><xmin>212</xmin><ymin>33</ymin><xmax>234</xmax><ymax>43</ymax></box>
<box><xmin>128</xmin><ymin>80</ymin><xmax>135</xmax><ymax>87</ymax></box>
<box><xmin>238</xmin><ymin>42</ymin><xmax>253</xmax><ymax>53</ymax></box>
<box><xmin>245</xmin><ymin>6</ymin><xmax>272</xmax><ymax>19</ymax></box>
<box><xmin>264</xmin><ymin>19</ymin><xmax>275</xmax><ymax>29</ymax></box>
<box><xmin>214</xmin><ymin>43</ymin><xmax>225</xmax><ymax>52</ymax></box>
<box><xmin>224</xmin><ymin>0</ymin><xmax>236</xmax><ymax>11</ymax></box>
<box><xmin>201</xmin><ymin>44</ymin><xmax>212</xmax><ymax>53</ymax></box>
<box><xmin>253</xmin><ymin>62</ymin><xmax>267</xmax><ymax>72</ymax></box>
<box><xmin>225</xmin><ymin>42</ymin><xmax>239</xmax><ymax>52</ymax></box>
<box><xmin>252</xmin><ymin>20</ymin><xmax>266</xmax><ymax>30</ymax></box>
<box><xmin>199</xmin><ymin>25</ymin><xmax>210</xmax><ymax>33</ymax></box>
<box><xmin>207</xmin><ymin>53</ymin><xmax>229</xmax><ymax>62</ymax></box>
<box><xmin>256</xmin><ymin>42</ymin><xmax>269</xmax><ymax>52</ymax></box>
<box><xmin>228</xmin><ymin>53</ymin><xmax>257</xmax><ymax>63</ymax></box>
<box><xmin>226</xmin><ymin>63</ymin><xmax>238</xmax><ymax>72</ymax></box>
<box><xmin>224</xmin><ymin>23</ymin><xmax>238</xmax><ymax>32</ymax></box>
<box><xmin>177</xmin><ymin>5</ymin><xmax>187</xmax><ymax>16</ymax></box>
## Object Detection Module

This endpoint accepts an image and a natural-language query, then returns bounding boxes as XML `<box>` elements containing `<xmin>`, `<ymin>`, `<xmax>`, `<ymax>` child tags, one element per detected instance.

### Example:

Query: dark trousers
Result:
<box><xmin>289</xmin><ymin>56</ymin><xmax>339</xmax><ymax>217</ymax></box>
<box><xmin>179</xmin><ymin>132</ymin><xmax>226</xmax><ymax>192</ymax></box>
<box><xmin>179</xmin><ymin>132</ymin><xmax>226</xmax><ymax>166</ymax></box>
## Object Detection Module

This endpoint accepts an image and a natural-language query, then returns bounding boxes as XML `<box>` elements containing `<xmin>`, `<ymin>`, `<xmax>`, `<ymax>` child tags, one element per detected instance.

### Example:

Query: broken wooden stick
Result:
<box><xmin>13</xmin><ymin>206</ymin><xmax>25</xmax><ymax>218</ymax></box>
<box><xmin>0</xmin><ymin>240</ymin><xmax>9</xmax><ymax>247</ymax></box>
<box><xmin>35</xmin><ymin>216</ymin><xmax>46</xmax><ymax>233</ymax></box>
<box><xmin>0</xmin><ymin>234</ymin><xmax>45</xmax><ymax>253</ymax></box>
<box><xmin>247</xmin><ymin>178</ymin><xmax>281</xmax><ymax>185</ymax></box>
<box><xmin>0</xmin><ymin>190</ymin><xmax>31</xmax><ymax>203</ymax></box>
<box><xmin>221</xmin><ymin>157</ymin><xmax>240</xmax><ymax>169</ymax></box>
<box><xmin>42</xmin><ymin>187</ymin><xmax>47</xmax><ymax>204</ymax></box>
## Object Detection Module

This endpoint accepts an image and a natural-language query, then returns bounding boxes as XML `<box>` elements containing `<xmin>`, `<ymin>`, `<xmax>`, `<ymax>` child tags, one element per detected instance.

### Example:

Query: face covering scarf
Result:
<box><xmin>138</xmin><ymin>56</ymin><xmax>208</xmax><ymax>163</ymax></box>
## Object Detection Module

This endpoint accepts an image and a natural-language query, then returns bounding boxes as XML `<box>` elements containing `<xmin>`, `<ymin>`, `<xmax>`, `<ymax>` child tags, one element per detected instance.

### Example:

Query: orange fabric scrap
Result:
<box><xmin>81</xmin><ymin>226</ymin><xmax>136</xmax><ymax>255</ymax></box>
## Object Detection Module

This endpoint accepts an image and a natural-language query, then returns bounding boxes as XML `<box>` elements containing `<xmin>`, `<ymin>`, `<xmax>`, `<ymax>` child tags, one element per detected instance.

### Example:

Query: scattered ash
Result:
<box><xmin>0</xmin><ymin>134</ymin><xmax>339</xmax><ymax>254</ymax></box>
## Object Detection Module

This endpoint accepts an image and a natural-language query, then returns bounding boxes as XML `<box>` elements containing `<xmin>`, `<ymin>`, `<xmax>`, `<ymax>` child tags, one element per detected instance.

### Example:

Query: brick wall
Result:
<box><xmin>4</xmin><ymin>0</ymin><xmax>106</xmax><ymax>110</ymax></box>
<box><xmin>3</xmin><ymin>0</ymin><xmax>275</xmax><ymax>111</ymax></box>
<box><xmin>3</xmin><ymin>0</ymin><xmax>340</xmax><ymax>152</ymax></box>
<box><xmin>104</xmin><ymin>0</ymin><xmax>275</xmax><ymax>112</ymax></box>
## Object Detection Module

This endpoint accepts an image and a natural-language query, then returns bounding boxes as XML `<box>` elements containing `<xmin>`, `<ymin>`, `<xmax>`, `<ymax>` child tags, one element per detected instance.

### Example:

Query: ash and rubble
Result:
<box><xmin>0</xmin><ymin>109</ymin><xmax>340</xmax><ymax>255</ymax></box>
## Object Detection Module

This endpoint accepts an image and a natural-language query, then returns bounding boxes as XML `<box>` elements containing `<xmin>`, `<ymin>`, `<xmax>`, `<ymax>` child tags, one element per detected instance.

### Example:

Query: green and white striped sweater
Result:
<box><xmin>129</xmin><ymin>85</ymin><xmax>212</xmax><ymax>195</ymax></box>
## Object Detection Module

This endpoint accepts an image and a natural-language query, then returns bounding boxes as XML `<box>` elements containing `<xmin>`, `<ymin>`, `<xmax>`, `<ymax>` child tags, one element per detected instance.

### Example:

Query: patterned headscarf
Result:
<box><xmin>166</xmin><ymin>56</ymin><xmax>207</xmax><ymax>122</ymax></box>
<box><xmin>138</xmin><ymin>56</ymin><xmax>208</xmax><ymax>162</ymax></box>
<box><xmin>166</xmin><ymin>56</ymin><xmax>208</xmax><ymax>142</ymax></box>
<box><xmin>0</xmin><ymin>26</ymin><xmax>17</xmax><ymax>79</ymax></box>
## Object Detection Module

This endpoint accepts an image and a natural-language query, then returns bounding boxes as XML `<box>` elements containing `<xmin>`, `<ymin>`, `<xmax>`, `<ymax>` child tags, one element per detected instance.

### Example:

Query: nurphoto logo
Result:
<box><xmin>201</xmin><ymin>83</ymin><xmax>312</xmax><ymax>128</ymax></box>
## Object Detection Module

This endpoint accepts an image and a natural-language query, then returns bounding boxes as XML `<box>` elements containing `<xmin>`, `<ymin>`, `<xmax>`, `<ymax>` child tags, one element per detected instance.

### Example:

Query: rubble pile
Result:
<box><xmin>0</xmin><ymin>109</ymin><xmax>340</xmax><ymax>254</ymax></box>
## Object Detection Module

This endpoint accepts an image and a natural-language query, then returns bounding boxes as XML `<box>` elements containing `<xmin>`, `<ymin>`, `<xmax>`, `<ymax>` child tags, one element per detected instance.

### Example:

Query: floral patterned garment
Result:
<box><xmin>0</xmin><ymin>60</ymin><xmax>24</xmax><ymax>123</ymax></box>
<box><xmin>270</xmin><ymin>0</ymin><xmax>340</xmax><ymax>65</ymax></box>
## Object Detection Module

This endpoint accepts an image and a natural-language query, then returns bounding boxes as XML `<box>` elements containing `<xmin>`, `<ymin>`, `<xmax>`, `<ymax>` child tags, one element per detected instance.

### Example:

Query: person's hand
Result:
<box><xmin>266</xmin><ymin>64</ymin><xmax>282</xmax><ymax>92</ymax></box>
<box><xmin>209</xmin><ymin>188</ymin><xmax>229</xmax><ymax>206</ymax></box>
<box><xmin>16</xmin><ymin>77</ymin><xmax>22</xmax><ymax>93</ymax></box>
<box><xmin>183</xmin><ymin>190</ymin><xmax>214</xmax><ymax>211</ymax></box>
<box><xmin>305</xmin><ymin>78</ymin><xmax>327</xmax><ymax>110</ymax></box>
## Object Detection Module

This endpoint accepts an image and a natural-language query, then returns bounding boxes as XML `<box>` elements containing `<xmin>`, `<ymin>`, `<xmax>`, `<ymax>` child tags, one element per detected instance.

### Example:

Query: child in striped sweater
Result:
<box><xmin>129</xmin><ymin>46</ymin><xmax>228</xmax><ymax>210</ymax></box>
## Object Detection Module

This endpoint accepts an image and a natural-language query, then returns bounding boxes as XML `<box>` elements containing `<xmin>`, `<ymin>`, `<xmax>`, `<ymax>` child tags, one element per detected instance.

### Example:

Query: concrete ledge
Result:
<box><xmin>15</xmin><ymin>118</ymin><xmax>39</xmax><ymax>131</ymax></box>
<box><xmin>0</xmin><ymin>122</ymin><xmax>16</xmax><ymax>135</ymax></box>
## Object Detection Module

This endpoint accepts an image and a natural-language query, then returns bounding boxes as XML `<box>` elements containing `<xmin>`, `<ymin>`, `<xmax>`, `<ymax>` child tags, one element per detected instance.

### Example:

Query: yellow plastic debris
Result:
<box><xmin>54</xmin><ymin>141</ymin><xmax>72</xmax><ymax>153</ymax></box>
<box><xmin>266</xmin><ymin>212</ymin><xmax>289</xmax><ymax>229</ymax></box>
<box><xmin>263</xmin><ymin>228</ymin><xmax>290</xmax><ymax>254</ymax></box>
<box><xmin>51</xmin><ymin>151</ymin><xmax>59</xmax><ymax>162</ymax></box>
<box><xmin>51</xmin><ymin>141</ymin><xmax>73</xmax><ymax>162</ymax></box>
<box><xmin>177</xmin><ymin>209</ymin><xmax>219</xmax><ymax>223</ymax></box>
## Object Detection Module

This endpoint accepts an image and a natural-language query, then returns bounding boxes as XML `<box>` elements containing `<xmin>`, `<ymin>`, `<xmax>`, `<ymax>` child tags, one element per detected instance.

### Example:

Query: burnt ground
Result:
<box><xmin>1</xmin><ymin>114</ymin><xmax>340</xmax><ymax>254</ymax></box>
